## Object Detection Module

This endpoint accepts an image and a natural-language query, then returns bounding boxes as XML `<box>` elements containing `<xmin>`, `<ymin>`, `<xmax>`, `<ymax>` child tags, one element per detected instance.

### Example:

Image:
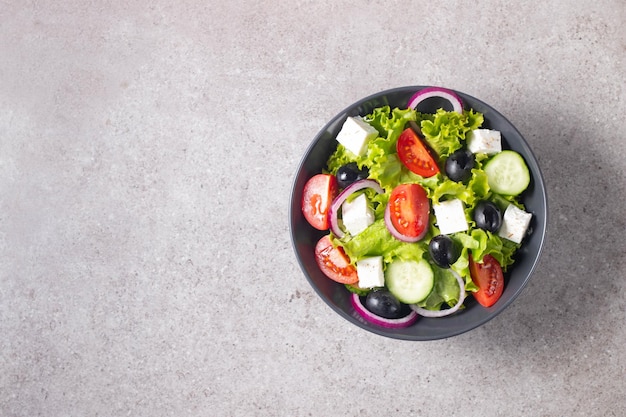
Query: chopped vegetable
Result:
<box><xmin>407</xmin><ymin>86</ymin><xmax>464</xmax><ymax>114</ymax></box>
<box><xmin>384</xmin><ymin>183</ymin><xmax>430</xmax><ymax>242</ymax></box>
<box><xmin>396</xmin><ymin>128</ymin><xmax>440</xmax><ymax>178</ymax></box>
<box><xmin>385</xmin><ymin>259</ymin><xmax>434</xmax><ymax>304</ymax></box>
<box><xmin>483</xmin><ymin>150</ymin><xmax>530</xmax><ymax>196</ymax></box>
<box><xmin>469</xmin><ymin>254</ymin><xmax>504</xmax><ymax>307</ymax></box>
<box><xmin>302</xmin><ymin>174</ymin><xmax>337</xmax><ymax>230</ymax></box>
<box><xmin>314</xmin><ymin>235</ymin><xmax>358</xmax><ymax>284</ymax></box>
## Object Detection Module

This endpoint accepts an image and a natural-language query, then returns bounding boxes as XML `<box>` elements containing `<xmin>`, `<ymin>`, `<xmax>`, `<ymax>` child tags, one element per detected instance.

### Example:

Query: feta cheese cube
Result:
<box><xmin>335</xmin><ymin>116</ymin><xmax>379</xmax><ymax>156</ymax></box>
<box><xmin>433</xmin><ymin>199</ymin><xmax>468</xmax><ymax>235</ymax></box>
<box><xmin>498</xmin><ymin>204</ymin><xmax>532</xmax><ymax>244</ymax></box>
<box><xmin>341</xmin><ymin>193</ymin><xmax>375</xmax><ymax>236</ymax></box>
<box><xmin>467</xmin><ymin>129</ymin><xmax>502</xmax><ymax>155</ymax></box>
<box><xmin>357</xmin><ymin>256</ymin><xmax>385</xmax><ymax>288</ymax></box>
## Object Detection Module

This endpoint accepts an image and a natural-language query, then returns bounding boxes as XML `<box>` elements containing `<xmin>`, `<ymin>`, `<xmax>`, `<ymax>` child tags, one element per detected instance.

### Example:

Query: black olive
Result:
<box><xmin>445</xmin><ymin>149</ymin><xmax>475</xmax><ymax>183</ymax></box>
<box><xmin>365</xmin><ymin>290</ymin><xmax>407</xmax><ymax>319</ymax></box>
<box><xmin>428</xmin><ymin>235</ymin><xmax>461</xmax><ymax>268</ymax></box>
<box><xmin>473</xmin><ymin>201</ymin><xmax>502</xmax><ymax>232</ymax></box>
<box><xmin>336</xmin><ymin>163</ymin><xmax>369</xmax><ymax>189</ymax></box>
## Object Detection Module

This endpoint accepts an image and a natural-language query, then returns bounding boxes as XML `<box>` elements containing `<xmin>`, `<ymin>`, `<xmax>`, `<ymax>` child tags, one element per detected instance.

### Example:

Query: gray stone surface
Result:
<box><xmin>1</xmin><ymin>1</ymin><xmax>625</xmax><ymax>416</ymax></box>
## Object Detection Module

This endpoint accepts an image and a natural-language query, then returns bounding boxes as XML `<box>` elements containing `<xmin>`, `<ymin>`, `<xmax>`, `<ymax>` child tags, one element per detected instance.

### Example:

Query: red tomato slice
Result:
<box><xmin>396</xmin><ymin>128</ymin><xmax>440</xmax><ymax>178</ymax></box>
<box><xmin>302</xmin><ymin>174</ymin><xmax>338</xmax><ymax>230</ymax></box>
<box><xmin>388</xmin><ymin>183</ymin><xmax>430</xmax><ymax>240</ymax></box>
<box><xmin>314</xmin><ymin>235</ymin><xmax>358</xmax><ymax>284</ymax></box>
<box><xmin>469</xmin><ymin>254</ymin><xmax>504</xmax><ymax>307</ymax></box>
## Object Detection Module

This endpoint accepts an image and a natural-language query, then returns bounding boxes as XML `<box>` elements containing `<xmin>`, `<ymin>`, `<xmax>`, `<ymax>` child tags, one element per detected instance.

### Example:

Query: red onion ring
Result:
<box><xmin>410</xmin><ymin>269</ymin><xmax>466</xmax><ymax>317</ymax></box>
<box><xmin>351</xmin><ymin>293</ymin><xmax>418</xmax><ymax>328</ymax></box>
<box><xmin>407</xmin><ymin>87</ymin><xmax>464</xmax><ymax>114</ymax></box>
<box><xmin>383</xmin><ymin>202</ymin><xmax>428</xmax><ymax>243</ymax></box>
<box><xmin>329</xmin><ymin>179</ymin><xmax>384</xmax><ymax>238</ymax></box>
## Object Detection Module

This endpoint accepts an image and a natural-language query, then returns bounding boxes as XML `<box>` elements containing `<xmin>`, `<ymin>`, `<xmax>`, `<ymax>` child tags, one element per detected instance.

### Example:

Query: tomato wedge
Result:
<box><xmin>388</xmin><ymin>183</ymin><xmax>430</xmax><ymax>240</ymax></box>
<box><xmin>469</xmin><ymin>254</ymin><xmax>504</xmax><ymax>307</ymax></box>
<box><xmin>302</xmin><ymin>174</ymin><xmax>338</xmax><ymax>230</ymax></box>
<box><xmin>396</xmin><ymin>128</ymin><xmax>439</xmax><ymax>177</ymax></box>
<box><xmin>314</xmin><ymin>235</ymin><xmax>358</xmax><ymax>284</ymax></box>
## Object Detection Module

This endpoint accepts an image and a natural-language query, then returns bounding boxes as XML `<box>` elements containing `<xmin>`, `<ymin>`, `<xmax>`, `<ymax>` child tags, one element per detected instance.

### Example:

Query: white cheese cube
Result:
<box><xmin>357</xmin><ymin>256</ymin><xmax>385</xmax><ymax>289</ymax></box>
<box><xmin>335</xmin><ymin>116</ymin><xmax>379</xmax><ymax>156</ymax></box>
<box><xmin>498</xmin><ymin>204</ymin><xmax>532</xmax><ymax>244</ymax></box>
<box><xmin>341</xmin><ymin>193</ymin><xmax>375</xmax><ymax>236</ymax></box>
<box><xmin>467</xmin><ymin>129</ymin><xmax>502</xmax><ymax>155</ymax></box>
<box><xmin>433</xmin><ymin>199</ymin><xmax>468</xmax><ymax>235</ymax></box>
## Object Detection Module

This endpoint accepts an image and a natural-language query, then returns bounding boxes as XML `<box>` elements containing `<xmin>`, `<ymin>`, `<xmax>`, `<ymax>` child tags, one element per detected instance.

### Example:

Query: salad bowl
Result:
<box><xmin>289</xmin><ymin>86</ymin><xmax>547</xmax><ymax>341</ymax></box>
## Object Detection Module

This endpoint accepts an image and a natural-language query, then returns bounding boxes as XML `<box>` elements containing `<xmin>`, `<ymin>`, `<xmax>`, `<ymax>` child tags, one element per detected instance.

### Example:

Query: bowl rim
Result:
<box><xmin>289</xmin><ymin>85</ymin><xmax>548</xmax><ymax>341</ymax></box>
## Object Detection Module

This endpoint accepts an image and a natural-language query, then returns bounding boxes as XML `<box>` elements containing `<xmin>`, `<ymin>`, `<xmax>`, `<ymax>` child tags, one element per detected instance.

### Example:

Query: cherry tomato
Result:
<box><xmin>302</xmin><ymin>174</ymin><xmax>338</xmax><ymax>230</ymax></box>
<box><xmin>388</xmin><ymin>183</ymin><xmax>430</xmax><ymax>240</ymax></box>
<box><xmin>396</xmin><ymin>128</ymin><xmax>440</xmax><ymax>178</ymax></box>
<box><xmin>314</xmin><ymin>235</ymin><xmax>358</xmax><ymax>284</ymax></box>
<box><xmin>469</xmin><ymin>254</ymin><xmax>504</xmax><ymax>307</ymax></box>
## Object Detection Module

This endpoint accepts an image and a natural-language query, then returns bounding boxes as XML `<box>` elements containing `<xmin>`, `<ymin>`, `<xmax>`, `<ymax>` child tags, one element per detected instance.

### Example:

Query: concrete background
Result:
<box><xmin>1</xmin><ymin>1</ymin><xmax>625</xmax><ymax>416</ymax></box>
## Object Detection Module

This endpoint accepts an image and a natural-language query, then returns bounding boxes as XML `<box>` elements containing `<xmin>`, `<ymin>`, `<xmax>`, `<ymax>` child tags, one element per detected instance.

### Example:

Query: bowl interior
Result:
<box><xmin>290</xmin><ymin>86</ymin><xmax>547</xmax><ymax>341</ymax></box>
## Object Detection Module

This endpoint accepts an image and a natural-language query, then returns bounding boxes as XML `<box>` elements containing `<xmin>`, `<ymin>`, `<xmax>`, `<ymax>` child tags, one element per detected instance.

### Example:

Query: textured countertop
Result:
<box><xmin>1</xmin><ymin>1</ymin><xmax>625</xmax><ymax>416</ymax></box>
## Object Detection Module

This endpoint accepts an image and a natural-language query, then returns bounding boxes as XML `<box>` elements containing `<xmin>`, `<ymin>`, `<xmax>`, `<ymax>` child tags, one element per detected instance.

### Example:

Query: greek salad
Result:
<box><xmin>301</xmin><ymin>87</ymin><xmax>533</xmax><ymax>328</ymax></box>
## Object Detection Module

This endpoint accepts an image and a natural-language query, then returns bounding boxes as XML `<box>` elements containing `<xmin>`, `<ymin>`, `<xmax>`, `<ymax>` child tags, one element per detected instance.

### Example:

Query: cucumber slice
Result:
<box><xmin>385</xmin><ymin>259</ymin><xmax>434</xmax><ymax>304</ymax></box>
<box><xmin>484</xmin><ymin>150</ymin><xmax>530</xmax><ymax>196</ymax></box>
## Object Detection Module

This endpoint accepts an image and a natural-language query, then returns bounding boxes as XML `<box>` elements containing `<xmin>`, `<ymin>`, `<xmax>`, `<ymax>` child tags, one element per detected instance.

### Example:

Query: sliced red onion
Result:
<box><xmin>383</xmin><ymin>203</ymin><xmax>427</xmax><ymax>243</ymax></box>
<box><xmin>329</xmin><ymin>179</ymin><xmax>384</xmax><ymax>238</ymax></box>
<box><xmin>407</xmin><ymin>87</ymin><xmax>464</xmax><ymax>114</ymax></box>
<box><xmin>351</xmin><ymin>293</ymin><xmax>418</xmax><ymax>328</ymax></box>
<box><xmin>410</xmin><ymin>269</ymin><xmax>466</xmax><ymax>317</ymax></box>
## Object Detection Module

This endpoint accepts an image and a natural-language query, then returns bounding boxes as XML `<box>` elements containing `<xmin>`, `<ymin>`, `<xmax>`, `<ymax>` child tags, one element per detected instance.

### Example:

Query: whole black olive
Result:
<box><xmin>473</xmin><ymin>201</ymin><xmax>502</xmax><ymax>232</ymax></box>
<box><xmin>336</xmin><ymin>163</ymin><xmax>369</xmax><ymax>189</ymax></box>
<box><xmin>428</xmin><ymin>235</ymin><xmax>461</xmax><ymax>268</ymax></box>
<box><xmin>365</xmin><ymin>290</ymin><xmax>406</xmax><ymax>319</ymax></box>
<box><xmin>445</xmin><ymin>149</ymin><xmax>475</xmax><ymax>183</ymax></box>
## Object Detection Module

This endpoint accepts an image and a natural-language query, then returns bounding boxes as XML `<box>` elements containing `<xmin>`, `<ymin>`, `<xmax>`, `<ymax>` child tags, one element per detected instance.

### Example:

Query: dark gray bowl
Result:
<box><xmin>289</xmin><ymin>86</ymin><xmax>548</xmax><ymax>340</ymax></box>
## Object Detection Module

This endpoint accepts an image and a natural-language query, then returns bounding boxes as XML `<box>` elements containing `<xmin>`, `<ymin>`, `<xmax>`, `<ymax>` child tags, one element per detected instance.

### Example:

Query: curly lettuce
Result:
<box><xmin>419</xmin><ymin>109</ymin><xmax>483</xmax><ymax>159</ymax></box>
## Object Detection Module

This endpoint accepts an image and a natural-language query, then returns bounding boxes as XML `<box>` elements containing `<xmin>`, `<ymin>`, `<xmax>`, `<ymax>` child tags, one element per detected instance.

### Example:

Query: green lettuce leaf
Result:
<box><xmin>334</xmin><ymin>219</ymin><xmax>428</xmax><ymax>265</ymax></box>
<box><xmin>364</xmin><ymin>106</ymin><xmax>417</xmax><ymax>143</ymax></box>
<box><xmin>452</xmin><ymin>229</ymin><xmax>520</xmax><ymax>274</ymax></box>
<box><xmin>326</xmin><ymin>143</ymin><xmax>359</xmax><ymax>175</ymax></box>
<box><xmin>419</xmin><ymin>109</ymin><xmax>484</xmax><ymax>159</ymax></box>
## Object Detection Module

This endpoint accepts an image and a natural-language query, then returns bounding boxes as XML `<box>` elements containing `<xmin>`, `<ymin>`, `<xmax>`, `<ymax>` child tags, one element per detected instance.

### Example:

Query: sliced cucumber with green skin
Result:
<box><xmin>385</xmin><ymin>259</ymin><xmax>434</xmax><ymax>304</ymax></box>
<box><xmin>484</xmin><ymin>150</ymin><xmax>530</xmax><ymax>196</ymax></box>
